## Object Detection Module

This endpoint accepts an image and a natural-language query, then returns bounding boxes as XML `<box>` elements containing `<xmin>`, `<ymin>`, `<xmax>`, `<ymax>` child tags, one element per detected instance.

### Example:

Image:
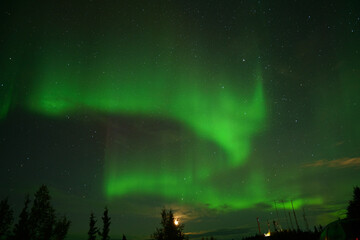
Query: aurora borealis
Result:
<box><xmin>1</xmin><ymin>0</ymin><xmax>360</xmax><ymax>239</ymax></box>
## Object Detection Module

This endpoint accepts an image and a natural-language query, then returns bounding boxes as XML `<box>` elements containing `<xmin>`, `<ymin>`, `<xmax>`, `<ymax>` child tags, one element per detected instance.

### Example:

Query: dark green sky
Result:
<box><xmin>1</xmin><ymin>1</ymin><xmax>360</xmax><ymax>239</ymax></box>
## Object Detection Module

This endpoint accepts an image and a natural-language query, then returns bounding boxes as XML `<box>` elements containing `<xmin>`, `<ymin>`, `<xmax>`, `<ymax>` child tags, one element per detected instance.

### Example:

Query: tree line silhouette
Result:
<box><xmin>0</xmin><ymin>185</ymin><xmax>70</xmax><ymax>240</ymax></box>
<box><xmin>87</xmin><ymin>207</ymin><xmax>124</xmax><ymax>240</ymax></box>
<box><xmin>151</xmin><ymin>209</ymin><xmax>188</xmax><ymax>240</ymax></box>
<box><xmin>1</xmin><ymin>185</ymin><xmax>359</xmax><ymax>240</ymax></box>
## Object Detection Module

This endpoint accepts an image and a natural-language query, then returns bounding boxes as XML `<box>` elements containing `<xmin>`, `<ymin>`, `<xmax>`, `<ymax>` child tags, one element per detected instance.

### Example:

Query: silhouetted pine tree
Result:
<box><xmin>29</xmin><ymin>185</ymin><xmax>56</xmax><ymax>240</ymax></box>
<box><xmin>99</xmin><ymin>207</ymin><xmax>111</xmax><ymax>240</ymax></box>
<box><xmin>13</xmin><ymin>195</ymin><xmax>31</xmax><ymax>240</ymax></box>
<box><xmin>0</xmin><ymin>198</ymin><xmax>13</xmax><ymax>240</ymax></box>
<box><xmin>318</xmin><ymin>224</ymin><xmax>323</xmax><ymax>232</ymax></box>
<box><xmin>88</xmin><ymin>213</ymin><xmax>98</xmax><ymax>240</ymax></box>
<box><xmin>151</xmin><ymin>209</ymin><xmax>188</xmax><ymax>240</ymax></box>
<box><xmin>347</xmin><ymin>186</ymin><xmax>360</xmax><ymax>219</ymax></box>
<box><xmin>122</xmin><ymin>234</ymin><xmax>127</xmax><ymax>240</ymax></box>
<box><xmin>53</xmin><ymin>216</ymin><xmax>71</xmax><ymax>240</ymax></box>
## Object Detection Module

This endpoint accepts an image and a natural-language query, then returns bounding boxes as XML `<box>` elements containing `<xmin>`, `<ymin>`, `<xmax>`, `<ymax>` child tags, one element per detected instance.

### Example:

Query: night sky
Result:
<box><xmin>1</xmin><ymin>1</ymin><xmax>360</xmax><ymax>239</ymax></box>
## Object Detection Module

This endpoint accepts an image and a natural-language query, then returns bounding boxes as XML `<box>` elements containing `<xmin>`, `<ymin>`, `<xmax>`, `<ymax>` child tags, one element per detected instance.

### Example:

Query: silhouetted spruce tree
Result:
<box><xmin>88</xmin><ymin>212</ymin><xmax>98</xmax><ymax>240</ymax></box>
<box><xmin>13</xmin><ymin>195</ymin><xmax>31</xmax><ymax>240</ymax></box>
<box><xmin>29</xmin><ymin>185</ymin><xmax>56</xmax><ymax>240</ymax></box>
<box><xmin>122</xmin><ymin>234</ymin><xmax>127</xmax><ymax>240</ymax></box>
<box><xmin>99</xmin><ymin>207</ymin><xmax>111</xmax><ymax>240</ymax></box>
<box><xmin>151</xmin><ymin>209</ymin><xmax>188</xmax><ymax>240</ymax></box>
<box><xmin>347</xmin><ymin>186</ymin><xmax>360</xmax><ymax>219</ymax></box>
<box><xmin>53</xmin><ymin>216</ymin><xmax>71</xmax><ymax>240</ymax></box>
<box><xmin>0</xmin><ymin>198</ymin><xmax>13</xmax><ymax>240</ymax></box>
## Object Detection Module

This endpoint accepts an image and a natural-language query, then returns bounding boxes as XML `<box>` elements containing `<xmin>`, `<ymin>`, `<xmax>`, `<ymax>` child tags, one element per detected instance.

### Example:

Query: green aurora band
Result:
<box><xmin>14</xmin><ymin>41</ymin><xmax>323</xmax><ymax>210</ymax></box>
<box><xmin>29</xmin><ymin>62</ymin><xmax>265</xmax><ymax>166</ymax></box>
<box><xmin>23</xmin><ymin>44</ymin><xmax>278</xmax><ymax>208</ymax></box>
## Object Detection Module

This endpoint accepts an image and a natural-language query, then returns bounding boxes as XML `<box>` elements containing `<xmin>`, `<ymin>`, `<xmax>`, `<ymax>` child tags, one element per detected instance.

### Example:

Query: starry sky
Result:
<box><xmin>1</xmin><ymin>1</ymin><xmax>360</xmax><ymax>239</ymax></box>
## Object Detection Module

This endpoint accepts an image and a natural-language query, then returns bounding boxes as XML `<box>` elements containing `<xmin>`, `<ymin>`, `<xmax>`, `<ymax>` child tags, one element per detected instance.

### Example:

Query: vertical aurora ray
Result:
<box><xmin>0</xmin><ymin>85</ymin><xmax>12</xmax><ymax>120</ymax></box>
<box><xmin>0</xmin><ymin>59</ymin><xmax>16</xmax><ymax>120</ymax></box>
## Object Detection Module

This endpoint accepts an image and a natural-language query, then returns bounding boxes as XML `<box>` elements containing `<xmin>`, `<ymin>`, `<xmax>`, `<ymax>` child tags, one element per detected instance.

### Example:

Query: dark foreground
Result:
<box><xmin>242</xmin><ymin>230</ymin><xmax>321</xmax><ymax>240</ymax></box>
